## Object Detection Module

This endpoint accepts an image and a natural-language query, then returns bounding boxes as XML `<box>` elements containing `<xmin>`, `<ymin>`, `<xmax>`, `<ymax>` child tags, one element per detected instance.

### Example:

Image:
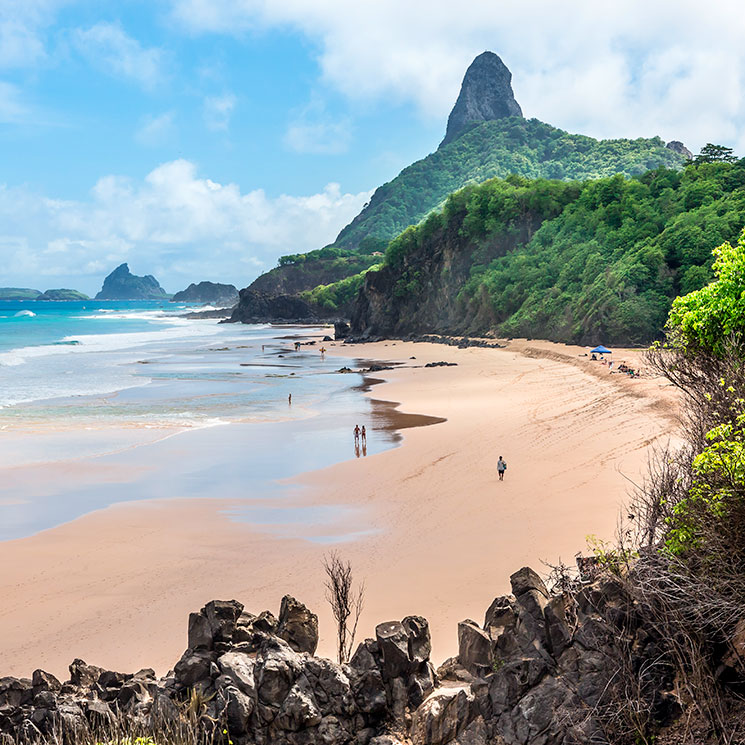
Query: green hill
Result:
<box><xmin>349</xmin><ymin>159</ymin><xmax>745</xmax><ymax>345</ymax></box>
<box><xmin>334</xmin><ymin>117</ymin><xmax>686</xmax><ymax>249</ymax></box>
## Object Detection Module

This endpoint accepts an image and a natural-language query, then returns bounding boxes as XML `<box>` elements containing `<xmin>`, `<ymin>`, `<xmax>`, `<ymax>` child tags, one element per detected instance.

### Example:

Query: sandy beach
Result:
<box><xmin>0</xmin><ymin>336</ymin><xmax>678</xmax><ymax>679</ymax></box>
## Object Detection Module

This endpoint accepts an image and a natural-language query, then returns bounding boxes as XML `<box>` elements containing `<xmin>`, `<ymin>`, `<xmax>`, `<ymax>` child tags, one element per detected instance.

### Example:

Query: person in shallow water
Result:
<box><xmin>497</xmin><ymin>455</ymin><xmax>507</xmax><ymax>481</ymax></box>
<box><xmin>288</xmin><ymin>393</ymin><xmax>292</xmax><ymax>405</ymax></box>
<box><xmin>361</xmin><ymin>425</ymin><xmax>367</xmax><ymax>444</ymax></box>
<box><xmin>354</xmin><ymin>424</ymin><xmax>360</xmax><ymax>443</ymax></box>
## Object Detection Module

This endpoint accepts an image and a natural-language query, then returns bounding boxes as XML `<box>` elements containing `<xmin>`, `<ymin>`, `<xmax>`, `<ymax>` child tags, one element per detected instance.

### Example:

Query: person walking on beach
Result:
<box><xmin>288</xmin><ymin>393</ymin><xmax>292</xmax><ymax>405</ymax></box>
<box><xmin>497</xmin><ymin>455</ymin><xmax>507</xmax><ymax>481</ymax></box>
<box><xmin>361</xmin><ymin>425</ymin><xmax>367</xmax><ymax>445</ymax></box>
<box><xmin>354</xmin><ymin>424</ymin><xmax>360</xmax><ymax>443</ymax></box>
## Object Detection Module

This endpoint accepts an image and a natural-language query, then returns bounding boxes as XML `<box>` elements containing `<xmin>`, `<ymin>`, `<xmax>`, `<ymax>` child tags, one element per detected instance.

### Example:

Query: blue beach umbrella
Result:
<box><xmin>590</xmin><ymin>345</ymin><xmax>612</xmax><ymax>355</ymax></box>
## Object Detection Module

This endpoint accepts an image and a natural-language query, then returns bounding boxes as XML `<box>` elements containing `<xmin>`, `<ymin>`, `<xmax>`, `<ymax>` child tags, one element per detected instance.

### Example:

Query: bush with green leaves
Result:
<box><xmin>666</xmin><ymin>229</ymin><xmax>745</xmax><ymax>355</ymax></box>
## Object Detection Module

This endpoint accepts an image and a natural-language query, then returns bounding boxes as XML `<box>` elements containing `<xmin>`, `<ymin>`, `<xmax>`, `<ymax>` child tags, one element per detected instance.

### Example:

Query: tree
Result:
<box><xmin>666</xmin><ymin>228</ymin><xmax>745</xmax><ymax>355</ymax></box>
<box><xmin>322</xmin><ymin>552</ymin><xmax>365</xmax><ymax>664</ymax></box>
<box><xmin>693</xmin><ymin>143</ymin><xmax>737</xmax><ymax>165</ymax></box>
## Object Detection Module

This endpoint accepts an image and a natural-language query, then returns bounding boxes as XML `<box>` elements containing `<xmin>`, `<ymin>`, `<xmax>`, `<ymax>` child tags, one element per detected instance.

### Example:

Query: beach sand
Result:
<box><xmin>0</xmin><ymin>338</ymin><xmax>678</xmax><ymax>679</ymax></box>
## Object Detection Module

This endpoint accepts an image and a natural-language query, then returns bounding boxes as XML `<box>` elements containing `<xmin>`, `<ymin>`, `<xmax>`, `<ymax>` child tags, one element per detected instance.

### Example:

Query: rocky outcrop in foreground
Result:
<box><xmin>225</xmin><ymin>288</ymin><xmax>337</xmax><ymax>325</ymax></box>
<box><xmin>4</xmin><ymin>565</ymin><xmax>737</xmax><ymax>745</ymax></box>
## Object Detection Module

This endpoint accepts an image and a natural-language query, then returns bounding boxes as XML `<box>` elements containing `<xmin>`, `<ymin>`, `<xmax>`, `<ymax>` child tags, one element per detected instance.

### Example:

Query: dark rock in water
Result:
<box><xmin>225</xmin><ymin>288</ymin><xmax>319</xmax><ymax>324</ymax></box>
<box><xmin>322</xmin><ymin>335</ymin><xmax>333</xmax><ymax>341</ymax></box>
<box><xmin>171</xmin><ymin>281</ymin><xmax>238</xmax><ymax>305</ymax></box>
<box><xmin>95</xmin><ymin>263</ymin><xmax>168</xmax><ymax>300</ymax></box>
<box><xmin>441</xmin><ymin>51</ymin><xmax>523</xmax><ymax>147</ymax></box>
<box><xmin>335</xmin><ymin>321</ymin><xmax>351</xmax><ymax>340</ymax></box>
<box><xmin>666</xmin><ymin>140</ymin><xmax>693</xmax><ymax>159</ymax></box>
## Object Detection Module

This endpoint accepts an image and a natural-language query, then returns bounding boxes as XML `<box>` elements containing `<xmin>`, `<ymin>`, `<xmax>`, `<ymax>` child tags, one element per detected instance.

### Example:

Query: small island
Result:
<box><xmin>95</xmin><ymin>263</ymin><xmax>169</xmax><ymax>300</ymax></box>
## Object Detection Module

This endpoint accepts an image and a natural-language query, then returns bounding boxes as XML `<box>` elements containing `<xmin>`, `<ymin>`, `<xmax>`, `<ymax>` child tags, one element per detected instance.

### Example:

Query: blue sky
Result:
<box><xmin>1</xmin><ymin>0</ymin><xmax>744</xmax><ymax>294</ymax></box>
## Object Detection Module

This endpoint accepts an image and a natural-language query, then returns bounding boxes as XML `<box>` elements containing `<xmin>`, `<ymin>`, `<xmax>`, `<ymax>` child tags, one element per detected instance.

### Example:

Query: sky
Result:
<box><xmin>1</xmin><ymin>0</ymin><xmax>744</xmax><ymax>294</ymax></box>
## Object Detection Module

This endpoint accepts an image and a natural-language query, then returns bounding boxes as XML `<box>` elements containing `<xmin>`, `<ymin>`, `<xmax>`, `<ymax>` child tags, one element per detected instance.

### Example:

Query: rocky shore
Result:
<box><xmin>1</xmin><ymin>563</ymin><xmax>715</xmax><ymax>745</ymax></box>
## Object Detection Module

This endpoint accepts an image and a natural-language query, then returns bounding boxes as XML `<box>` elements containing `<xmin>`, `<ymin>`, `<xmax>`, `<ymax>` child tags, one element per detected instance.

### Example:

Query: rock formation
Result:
<box><xmin>95</xmin><ymin>264</ymin><xmax>168</xmax><ymax>301</ymax></box>
<box><xmin>171</xmin><ymin>282</ymin><xmax>238</xmax><ymax>306</ymax></box>
<box><xmin>225</xmin><ymin>289</ymin><xmax>320</xmax><ymax>324</ymax></box>
<box><xmin>440</xmin><ymin>52</ymin><xmax>523</xmax><ymax>148</ymax></box>
<box><xmin>666</xmin><ymin>140</ymin><xmax>693</xmax><ymax>160</ymax></box>
<box><xmin>1</xmin><ymin>563</ymin><xmax>725</xmax><ymax>745</ymax></box>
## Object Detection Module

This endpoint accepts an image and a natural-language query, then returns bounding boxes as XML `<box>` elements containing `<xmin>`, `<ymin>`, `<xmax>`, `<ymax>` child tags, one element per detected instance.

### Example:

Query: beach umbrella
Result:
<box><xmin>590</xmin><ymin>345</ymin><xmax>612</xmax><ymax>355</ymax></box>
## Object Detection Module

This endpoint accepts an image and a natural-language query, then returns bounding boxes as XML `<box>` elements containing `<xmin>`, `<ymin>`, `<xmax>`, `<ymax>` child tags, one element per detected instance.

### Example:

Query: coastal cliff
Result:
<box><xmin>3</xmin><ymin>562</ymin><xmax>730</xmax><ymax>745</ymax></box>
<box><xmin>171</xmin><ymin>282</ymin><xmax>238</xmax><ymax>305</ymax></box>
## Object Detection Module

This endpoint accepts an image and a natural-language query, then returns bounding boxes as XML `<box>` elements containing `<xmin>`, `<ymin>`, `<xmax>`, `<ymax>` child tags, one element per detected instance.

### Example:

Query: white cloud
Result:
<box><xmin>0</xmin><ymin>0</ymin><xmax>68</xmax><ymax>68</ymax></box>
<box><xmin>72</xmin><ymin>22</ymin><xmax>166</xmax><ymax>90</ymax></box>
<box><xmin>136</xmin><ymin>111</ymin><xmax>176</xmax><ymax>146</ymax></box>
<box><xmin>203</xmin><ymin>93</ymin><xmax>236</xmax><ymax>131</ymax></box>
<box><xmin>285</xmin><ymin>99</ymin><xmax>352</xmax><ymax>154</ymax></box>
<box><xmin>0</xmin><ymin>160</ymin><xmax>371</xmax><ymax>292</ymax></box>
<box><xmin>169</xmin><ymin>0</ymin><xmax>745</xmax><ymax>154</ymax></box>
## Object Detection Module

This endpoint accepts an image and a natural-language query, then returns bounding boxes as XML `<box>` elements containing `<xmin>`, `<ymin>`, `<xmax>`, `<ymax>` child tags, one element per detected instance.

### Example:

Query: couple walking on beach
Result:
<box><xmin>354</xmin><ymin>424</ymin><xmax>367</xmax><ymax>444</ymax></box>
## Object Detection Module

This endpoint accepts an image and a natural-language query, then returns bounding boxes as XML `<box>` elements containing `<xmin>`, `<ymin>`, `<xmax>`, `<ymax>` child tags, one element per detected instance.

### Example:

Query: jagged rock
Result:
<box><xmin>204</xmin><ymin>599</ymin><xmax>244</xmax><ymax>649</ymax></box>
<box><xmin>188</xmin><ymin>611</ymin><xmax>213</xmax><ymax>650</ymax></box>
<box><xmin>98</xmin><ymin>669</ymin><xmax>133</xmax><ymax>688</ymax></box>
<box><xmin>509</xmin><ymin>567</ymin><xmax>548</xmax><ymax>598</ymax></box>
<box><xmin>0</xmin><ymin>572</ymin><xmax>695</xmax><ymax>745</ymax></box>
<box><xmin>68</xmin><ymin>659</ymin><xmax>104</xmax><ymax>688</ymax></box>
<box><xmin>277</xmin><ymin>595</ymin><xmax>319</xmax><ymax>655</ymax></box>
<box><xmin>31</xmin><ymin>670</ymin><xmax>61</xmax><ymax>692</ymax></box>
<box><xmin>224</xmin><ymin>685</ymin><xmax>254</xmax><ymax>735</ymax></box>
<box><xmin>276</xmin><ymin>676</ymin><xmax>323</xmax><ymax>731</ymax></box>
<box><xmin>457</xmin><ymin>621</ymin><xmax>492</xmax><ymax>677</ymax></box>
<box><xmin>543</xmin><ymin>597</ymin><xmax>571</xmax><ymax>658</ymax></box>
<box><xmin>174</xmin><ymin>651</ymin><xmax>213</xmax><ymax>689</ymax></box>
<box><xmin>375</xmin><ymin>622</ymin><xmax>412</xmax><ymax>679</ymax></box>
<box><xmin>483</xmin><ymin>597</ymin><xmax>517</xmax><ymax>635</ymax></box>
<box><xmin>441</xmin><ymin>51</ymin><xmax>523</xmax><ymax>147</ymax></box>
<box><xmin>218</xmin><ymin>652</ymin><xmax>257</xmax><ymax>698</ymax></box>
<box><xmin>256</xmin><ymin>639</ymin><xmax>303</xmax><ymax>706</ymax></box>
<box><xmin>403</xmin><ymin>616</ymin><xmax>431</xmax><ymax>663</ymax></box>
<box><xmin>411</xmin><ymin>684</ymin><xmax>478</xmax><ymax>745</ymax></box>
<box><xmin>666</xmin><ymin>140</ymin><xmax>693</xmax><ymax>159</ymax></box>
<box><xmin>348</xmin><ymin>641</ymin><xmax>387</xmax><ymax>718</ymax></box>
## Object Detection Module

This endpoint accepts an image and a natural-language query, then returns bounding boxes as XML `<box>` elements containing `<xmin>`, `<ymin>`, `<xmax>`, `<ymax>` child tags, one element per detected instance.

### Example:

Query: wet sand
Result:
<box><xmin>0</xmin><ymin>337</ymin><xmax>678</xmax><ymax>678</ymax></box>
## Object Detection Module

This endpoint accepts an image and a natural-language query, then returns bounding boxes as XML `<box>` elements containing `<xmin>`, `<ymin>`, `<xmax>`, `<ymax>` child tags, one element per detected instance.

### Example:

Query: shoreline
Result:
<box><xmin>0</xmin><ymin>335</ymin><xmax>678</xmax><ymax>679</ymax></box>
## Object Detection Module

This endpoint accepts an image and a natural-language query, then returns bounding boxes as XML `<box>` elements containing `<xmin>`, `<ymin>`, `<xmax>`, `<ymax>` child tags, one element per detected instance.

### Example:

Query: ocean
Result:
<box><xmin>0</xmin><ymin>301</ymin><xmax>391</xmax><ymax>540</ymax></box>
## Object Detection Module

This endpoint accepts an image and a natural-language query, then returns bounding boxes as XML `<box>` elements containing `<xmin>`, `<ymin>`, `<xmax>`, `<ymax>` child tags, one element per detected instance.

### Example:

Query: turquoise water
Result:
<box><xmin>0</xmin><ymin>302</ymin><xmax>397</xmax><ymax>541</ymax></box>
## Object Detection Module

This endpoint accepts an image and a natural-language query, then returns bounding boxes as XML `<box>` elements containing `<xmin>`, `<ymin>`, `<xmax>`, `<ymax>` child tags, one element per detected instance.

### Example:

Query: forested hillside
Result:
<box><xmin>349</xmin><ymin>159</ymin><xmax>745</xmax><ymax>345</ymax></box>
<box><xmin>334</xmin><ymin>118</ymin><xmax>686</xmax><ymax>249</ymax></box>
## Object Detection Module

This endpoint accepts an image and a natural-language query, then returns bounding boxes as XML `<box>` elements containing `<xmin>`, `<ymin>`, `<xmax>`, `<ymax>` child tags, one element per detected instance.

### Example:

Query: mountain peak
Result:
<box><xmin>440</xmin><ymin>51</ymin><xmax>523</xmax><ymax>148</ymax></box>
<box><xmin>95</xmin><ymin>263</ymin><xmax>168</xmax><ymax>300</ymax></box>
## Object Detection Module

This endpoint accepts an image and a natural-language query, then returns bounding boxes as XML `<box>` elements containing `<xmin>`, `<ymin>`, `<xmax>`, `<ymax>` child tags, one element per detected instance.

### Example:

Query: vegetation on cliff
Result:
<box><xmin>350</xmin><ymin>156</ymin><xmax>745</xmax><ymax>344</ymax></box>
<box><xmin>248</xmin><ymin>243</ymin><xmax>384</xmax><ymax>297</ymax></box>
<box><xmin>334</xmin><ymin>118</ymin><xmax>686</xmax><ymax>250</ymax></box>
